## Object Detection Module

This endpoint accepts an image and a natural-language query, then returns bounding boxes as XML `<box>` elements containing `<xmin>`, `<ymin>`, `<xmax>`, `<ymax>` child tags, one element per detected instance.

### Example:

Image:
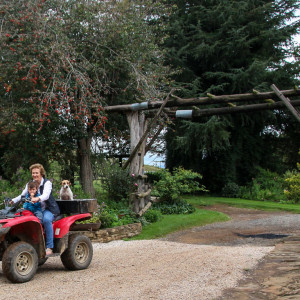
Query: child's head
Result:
<box><xmin>28</xmin><ymin>181</ymin><xmax>39</xmax><ymax>194</ymax></box>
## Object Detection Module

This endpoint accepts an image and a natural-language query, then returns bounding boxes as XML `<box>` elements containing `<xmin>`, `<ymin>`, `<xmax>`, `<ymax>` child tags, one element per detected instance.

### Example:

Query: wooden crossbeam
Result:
<box><xmin>103</xmin><ymin>89</ymin><xmax>300</xmax><ymax>112</ymax></box>
<box><xmin>173</xmin><ymin>100</ymin><xmax>300</xmax><ymax>119</ymax></box>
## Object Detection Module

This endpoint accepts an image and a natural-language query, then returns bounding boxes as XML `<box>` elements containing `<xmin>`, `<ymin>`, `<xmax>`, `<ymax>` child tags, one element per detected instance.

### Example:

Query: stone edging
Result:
<box><xmin>83</xmin><ymin>222</ymin><xmax>142</xmax><ymax>243</ymax></box>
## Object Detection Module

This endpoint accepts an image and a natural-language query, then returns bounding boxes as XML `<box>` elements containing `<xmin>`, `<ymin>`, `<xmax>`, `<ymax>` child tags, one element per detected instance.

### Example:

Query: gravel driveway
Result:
<box><xmin>0</xmin><ymin>206</ymin><xmax>299</xmax><ymax>300</ymax></box>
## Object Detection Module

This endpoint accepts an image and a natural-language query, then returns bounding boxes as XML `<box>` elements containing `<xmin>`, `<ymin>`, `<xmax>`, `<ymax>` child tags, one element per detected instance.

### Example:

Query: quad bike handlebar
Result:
<box><xmin>0</xmin><ymin>196</ymin><xmax>30</xmax><ymax>219</ymax></box>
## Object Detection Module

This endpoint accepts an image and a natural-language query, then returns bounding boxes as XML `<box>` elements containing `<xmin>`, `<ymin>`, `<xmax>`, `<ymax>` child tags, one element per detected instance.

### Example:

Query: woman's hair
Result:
<box><xmin>29</xmin><ymin>163</ymin><xmax>46</xmax><ymax>177</ymax></box>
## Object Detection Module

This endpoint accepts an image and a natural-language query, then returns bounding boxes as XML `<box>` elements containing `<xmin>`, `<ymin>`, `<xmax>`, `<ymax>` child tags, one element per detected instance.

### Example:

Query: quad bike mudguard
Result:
<box><xmin>52</xmin><ymin>213</ymin><xmax>91</xmax><ymax>254</ymax></box>
<box><xmin>0</xmin><ymin>212</ymin><xmax>45</xmax><ymax>259</ymax></box>
<box><xmin>53</xmin><ymin>213</ymin><xmax>91</xmax><ymax>238</ymax></box>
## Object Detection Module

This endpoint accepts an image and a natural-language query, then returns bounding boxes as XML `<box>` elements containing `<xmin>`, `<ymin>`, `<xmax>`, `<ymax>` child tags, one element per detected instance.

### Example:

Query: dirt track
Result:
<box><xmin>0</xmin><ymin>205</ymin><xmax>299</xmax><ymax>300</ymax></box>
<box><xmin>161</xmin><ymin>205</ymin><xmax>300</xmax><ymax>246</ymax></box>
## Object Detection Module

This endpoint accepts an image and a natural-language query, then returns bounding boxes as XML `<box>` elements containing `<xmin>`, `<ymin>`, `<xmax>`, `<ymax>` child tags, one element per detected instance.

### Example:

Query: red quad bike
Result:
<box><xmin>0</xmin><ymin>197</ymin><xmax>98</xmax><ymax>283</ymax></box>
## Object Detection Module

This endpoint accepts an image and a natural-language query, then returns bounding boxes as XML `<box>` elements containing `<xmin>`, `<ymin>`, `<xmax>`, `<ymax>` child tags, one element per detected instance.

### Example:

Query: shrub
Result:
<box><xmin>284</xmin><ymin>164</ymin><xmax>300</xmax><ymax>203</ymax></box>
<box><xmin>0</xmin><ymin>167</ymin><xmax>32</xmax><ymax>202</ymax></box>
<box><xmin>152</xmin><ymin>167</ymin><xmax>207</xmax><ymax>204</ymax></box>
<box><xmin>11</xmin><ymin>167</ymin><xmax>32</xmax><ymax>189</ymax></box>
<box><xmin>99</xmin><ymin>161</ymin><xmax>133</xmax><ymax>202</ymax></box>
<box><xmin>153</xmin><ymin>200</ymin><xmax>195</xmax><ymax>215</ymax></box>
<box><xmin>239</xmin><ymin>167</ymin><xmax>285</xmax><ymax>201</ymax></box>
<box><xmin>143</xmin><ymin>209</ymin><xmax>163</xmax><ymax>223</ymax></box>
<box><xmin>71</xmin><ymin>184</ymin><xmax>92</xmax><ymax>199</ymax></box>
<box><xmin>146</xmin><ymin>171</ymin><xmax>163</xmax><ymax>184</ymax></box>
<box><xmin>221</xmin><ymin>182</ymin><xmax>240</xmax><ymax>198</ymax></box>
<box><xmin>98</xmin><ymin>207</ymin><xmax>119</xmax><ymax>228</ymax></box>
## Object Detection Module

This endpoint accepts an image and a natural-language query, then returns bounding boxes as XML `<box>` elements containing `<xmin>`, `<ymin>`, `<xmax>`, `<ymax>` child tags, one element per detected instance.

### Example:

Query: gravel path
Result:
<box><xmin>0</xmin><ymin>206</ymin><xmax>299</xmax><ymax>300</ymax></box>
<box><xmin>0</xmin><ymin>240</ymin><xmax>272</xmax><ymax>300</ymax></box>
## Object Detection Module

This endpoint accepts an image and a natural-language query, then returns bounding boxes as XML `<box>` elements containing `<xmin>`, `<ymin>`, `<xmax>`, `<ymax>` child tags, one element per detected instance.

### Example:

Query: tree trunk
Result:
<box><xmin>77</xmin><ymin>136</ymin><xmax>95</xmax><ymax>197</ymax></box>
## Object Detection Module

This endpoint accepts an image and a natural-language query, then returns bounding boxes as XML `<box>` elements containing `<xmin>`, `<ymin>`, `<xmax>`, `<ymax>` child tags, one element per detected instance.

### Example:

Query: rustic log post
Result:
<box><xmin>123</xmin><ymin>92</ymin><xmax>171</xmax><ymax>170</ymax></box>
<box><xmin>126</xmin><ymin>111</ymin><xmax>147</xmax><ymax>213</ymax></box>
<box><xmin>124</xmin><ymin>92</ymin><xmax>173</xmax><ymax>213</ymax></box>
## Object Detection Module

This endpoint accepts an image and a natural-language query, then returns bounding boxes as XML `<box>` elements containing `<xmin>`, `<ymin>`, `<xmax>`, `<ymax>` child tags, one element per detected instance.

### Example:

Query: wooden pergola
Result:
<box><xmin>104</xmin><ymin>85</ymin><xmax>300</xmax><ymax>214</ymax></box>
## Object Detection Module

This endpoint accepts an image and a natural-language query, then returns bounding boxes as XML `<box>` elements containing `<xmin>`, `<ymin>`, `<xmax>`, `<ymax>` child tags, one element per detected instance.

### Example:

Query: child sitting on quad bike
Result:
<box><xmin>22</xmin><ymin>181</ymin><xmax>43</xmax><ymax>224</ymax></box>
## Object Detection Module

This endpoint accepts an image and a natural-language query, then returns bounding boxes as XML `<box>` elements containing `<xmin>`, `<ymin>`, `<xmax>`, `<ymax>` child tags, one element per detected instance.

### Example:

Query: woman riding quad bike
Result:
<box><xmin>0</xmin><ymin>197</ymin><xmax>95</xmax><ymax>283</ymax></box>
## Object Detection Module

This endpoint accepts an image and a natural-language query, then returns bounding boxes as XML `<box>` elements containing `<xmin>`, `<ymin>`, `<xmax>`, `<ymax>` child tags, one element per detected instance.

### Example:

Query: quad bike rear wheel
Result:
<box><xmin>2</xmin><ymin>241</ymin><xmax>38</xmax><ymax>283</ymax></box>
<box><xmin>61</xmin><ymin>234</ymin><xmax>93</xmax><ymax>270</ymax></box>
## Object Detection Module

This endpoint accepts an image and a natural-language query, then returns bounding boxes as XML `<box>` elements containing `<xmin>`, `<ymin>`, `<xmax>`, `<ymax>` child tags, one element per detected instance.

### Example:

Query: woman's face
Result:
<box><xmin>31</xmin><ymin>168</ymin><xmax>42</xmax><ymax>183</ymax></box>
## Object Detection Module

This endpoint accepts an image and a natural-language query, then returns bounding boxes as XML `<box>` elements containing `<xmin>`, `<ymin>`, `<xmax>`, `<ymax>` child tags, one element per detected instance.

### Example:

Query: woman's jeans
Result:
<box><xmin>43</xmin><ymin>209</ymin><xmax>54</xmax><ymax>249</ymax></box>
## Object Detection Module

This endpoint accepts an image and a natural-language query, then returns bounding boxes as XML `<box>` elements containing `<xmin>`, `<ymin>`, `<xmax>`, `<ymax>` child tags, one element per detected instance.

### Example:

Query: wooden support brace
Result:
<box><xmin>271</xmin><ymin>84</ymin><xmax>300</xmax><ymax>122</ymax></box>
<box><xmin>137</xmin><ymin>201</ymin><xmax>152</xmax><ymax>217</ymax></box>
<box><xmin>145</xmin><ymin>123</ymin><xmax>164</xmax><ymax>154</ymax></box>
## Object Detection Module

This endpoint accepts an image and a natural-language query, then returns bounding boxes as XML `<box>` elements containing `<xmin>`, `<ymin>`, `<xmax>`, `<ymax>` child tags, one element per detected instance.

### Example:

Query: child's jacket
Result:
<box><xmin>23</xmin><ymin>192</ymin><xmax>42</xmax><ymax>213</ymax></box>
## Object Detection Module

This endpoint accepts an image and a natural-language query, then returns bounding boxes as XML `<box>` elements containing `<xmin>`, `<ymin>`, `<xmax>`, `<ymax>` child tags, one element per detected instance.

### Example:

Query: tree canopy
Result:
<box><xmin>0</xmin><ymin>0</ymin><xmax>170</xmax><ymax>192</ymax></box>
<box><xmin>163</xmin><ymin>0</ymin><xmax>300</xmax><ymax>192</ymax></box>
<box><xmin>1</xmin><ymin>0</ymin><xmax>299</xmax><ymax>196</ymax></box>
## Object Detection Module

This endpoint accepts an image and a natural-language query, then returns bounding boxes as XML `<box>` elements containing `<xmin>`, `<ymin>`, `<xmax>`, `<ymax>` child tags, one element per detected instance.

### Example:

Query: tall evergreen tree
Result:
<box><xmin>163</xmin><ymin>0</ymin><xmax>300</xmax><ymax>192</ymax></box>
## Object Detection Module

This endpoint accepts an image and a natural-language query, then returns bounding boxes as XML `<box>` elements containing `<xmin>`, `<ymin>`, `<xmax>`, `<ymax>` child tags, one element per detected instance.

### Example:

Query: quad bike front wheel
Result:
<box><xmin>61</xmin><ymin>234</ymin><xmax>93</xmax><ymax>270</ymax></box>
<box><xmin>2</xmin><ymin>241</ymin><xmax>38</xmax><ymax>283</ymax></box>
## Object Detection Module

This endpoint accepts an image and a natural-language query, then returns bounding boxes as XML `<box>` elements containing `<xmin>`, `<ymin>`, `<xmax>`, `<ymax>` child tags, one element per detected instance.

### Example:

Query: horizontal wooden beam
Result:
<box><xmin>173</xmin><ymin>99</ymin><xmax>300</xmax><ymax>119</ymax></box>
<box><xmin>103</xmin><ymin>89</ymin><xmax>300</xmax><ymax>112</ymax></box>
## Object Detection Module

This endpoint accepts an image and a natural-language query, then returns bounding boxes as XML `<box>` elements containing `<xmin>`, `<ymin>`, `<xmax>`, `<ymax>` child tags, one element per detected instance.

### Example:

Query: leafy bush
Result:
<box><xmin>239</xmin><ymin>167</ymin><xmax>285</xmax><ymax>201</ymax></box>
<box><xmin>0</xmin><ymin>167</ymin><xmax>32</xmax><ymax>203</ymax></box>
<box><xmin>143</xmin><ymin>209</ymin><xmax>163</xmax><ymax>223</ymax></box>
<box><xmin>153</xmin><ymin>200</ymin><xmax>195</xmax><ymax>215</ymax></box>
<box><xmin>99</xmin><ymin>162</ymin><xmax>133</xmax><ymax>202</ymax></box>
<box><xmin>146</xmin><ymin>171</ymin><xmax>163</xmax><ymax>184</ymax></box>
<box><xmin>95</xmin><ymin>202</ymin><xmax>140</xmax><ymax>228</ymax></box>
<box><xmin>221</xmin><ymin>182</ymin><xmax>240</xmax><ymax>198</ymax></box>
<box><xmin>152</xmin><ymin>167</ymin><xmax>207</xmax><ymax>204</ymax></box>
<box><xmin>99</xmin><ymin>207</ymin><xmax>119</xmax><ymax>228</ymax></box>
<box><xmin>284</xmin><ymin>164</ymin><xmax>300</xmax><ymax>203</ymax></box>
<box><xmin>71</xmin><ymin>184</ymin><xmax>92</xmax><ymax>199</ymax></box>
<box><xmin>11</xmin><ymin>167</ymin><xmax>32</xmax><ymax>189</ymax></box>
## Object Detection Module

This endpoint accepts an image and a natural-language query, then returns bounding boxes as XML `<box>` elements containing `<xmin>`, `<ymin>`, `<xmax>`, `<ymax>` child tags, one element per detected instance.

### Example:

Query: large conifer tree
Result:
<box><xmin>164</xmin><ymin>0</ymin><xmax>300</xmax><ymax>192</ymax></box>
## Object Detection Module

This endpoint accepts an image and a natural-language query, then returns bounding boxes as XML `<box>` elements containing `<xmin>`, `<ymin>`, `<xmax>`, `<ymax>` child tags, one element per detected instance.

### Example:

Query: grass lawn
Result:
<box><xmin>128</xmin><ymin>195</ymin><xmax>300</xmax><ymax>240</ymax></box>
<box><xmin>185</xmin><ymin>195</ymin><xmax>300</xmax><ymax>214</ymax></box>
<box><xmin>129</xmin><ymin>208</ymin><xmax>229</xmax><ymax>240</ymax></box>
